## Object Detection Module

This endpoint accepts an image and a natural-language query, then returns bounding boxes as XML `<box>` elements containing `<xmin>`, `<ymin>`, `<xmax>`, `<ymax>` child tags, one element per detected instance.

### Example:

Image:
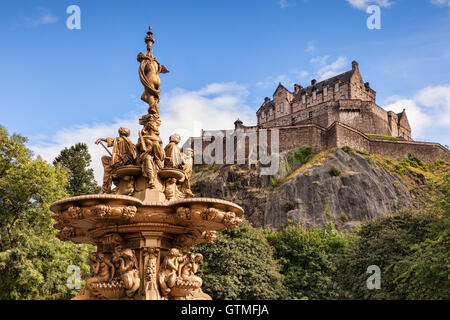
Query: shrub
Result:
<box><xmin>284</xmin><ymin>202</ymin><xmax>295</xmax><ymax>212</ymax></box>
<box><xmin>266</xmin><ymin>222</ymin><xmax>349</xmax><ymax>300</ymax></box>
<box><xmin>194</xmin><ymin>220</ymin><xmax>289</xmax><ymax>300</ymax></box>
<box><xmin>328</xmin><ymin>166</ymin><xmax>341</xmax><ymax>177</ymax></box>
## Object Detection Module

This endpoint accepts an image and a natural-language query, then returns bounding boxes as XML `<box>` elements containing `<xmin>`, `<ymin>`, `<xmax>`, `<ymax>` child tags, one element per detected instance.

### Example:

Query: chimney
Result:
<box><xmin>264</xmin><ymin>97</ymin><xmax>271</xmax><ymax>104</ymax></box>
<box><xmin>311</xmin><ymin>79</ymin><xmax>317</xmax><ymax>86</ymax></box>
<box><xmin>352</xmin><ymin>60</ymin><xmax>359</xmax><ymax>70</ymax></box>
<box><xmin>294</xmin><ymin>84</ymin><xmax>303</xmax><ymax>93</ymax></box>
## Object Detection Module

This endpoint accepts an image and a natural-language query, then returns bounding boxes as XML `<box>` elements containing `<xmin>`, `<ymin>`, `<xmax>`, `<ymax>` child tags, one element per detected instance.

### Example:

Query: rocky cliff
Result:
<box><xmin>191</xmin><ymin>147</ymin><xmax>446</xmax><ymax>229</ymax></box>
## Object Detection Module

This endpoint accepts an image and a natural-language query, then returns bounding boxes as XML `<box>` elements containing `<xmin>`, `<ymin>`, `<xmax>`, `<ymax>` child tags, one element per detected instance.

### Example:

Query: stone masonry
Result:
<box><xmin>186</xmin><ymin>61</ymin><xmax>448</xmax><ymax>163</ymax></box>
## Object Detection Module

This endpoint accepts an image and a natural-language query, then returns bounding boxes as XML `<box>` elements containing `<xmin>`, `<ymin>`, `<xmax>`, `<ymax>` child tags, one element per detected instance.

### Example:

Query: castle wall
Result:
<box><xmin>338</xmin><ymin>101</ymin><xmax>394</xmax><ymax>137</ymax></box>
<box><xmin>186</xmin><ymin>122</ymin><xmax>447</xmax><ymax>166</ymax></box>
<box><xmin>369</xmin><ymin>140</ymin><xmax>448</xmax><ymax>163</ymax></box>
<box><xmin>330</xmin><ymin>122</ymin><xmax>371</xmax><ymax>151</ymax></box>
<box><xmin>278</xmin><ymin>125</ymin><xmax>327</xmax><ymax>152</ymax></box>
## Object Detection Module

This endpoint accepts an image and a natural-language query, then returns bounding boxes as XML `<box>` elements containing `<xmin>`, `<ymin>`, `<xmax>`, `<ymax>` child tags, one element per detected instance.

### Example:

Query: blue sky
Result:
<box><xmin>1</xmin><ymin>0</ymin><xmax>449</xmax><ymax>181</ymax></box>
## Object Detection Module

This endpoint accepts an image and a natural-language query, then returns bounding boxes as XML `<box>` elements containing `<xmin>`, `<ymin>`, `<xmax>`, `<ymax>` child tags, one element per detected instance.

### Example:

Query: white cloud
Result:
<box><xmin>305</xmin><ymin>41</ymin><xmax>316</xmax><ymax>53</ymax></box>
<box><xmin>383</xmin><ymin>97</ymin><xmax>432</xmax><ymax>137</ymax></box>
<box><xmin>278</xmin><ymin>0</ymin><xmax>296</xmax><ymax>8</ymax></box>
<box><xmin>309</xmin><ymin>55</ymin><xmax>330</xmax><ymax>66</ymax></box>
<box><xmin>292</xmin><ymin>69</ymin><xmax>310</xmax><ymax>79</ymax></box>
<box><xmin>346</xmin><ymin>0</ymin><xmax>392</xmax><ymax>10</ymax></box>
<box><xmin>12</xmin><ymin>7</ymin><xmax>58</xmax><ymax>29</ymax></box>
<box><xmin>313</xmin><ymin>56</ymin><xmax>348</xmax><ymax>80</ymax></box>
<box><xmin>29</xmin><ymin>82</ymin><xmax>255</xmax><ymax>184</ymax></box>
<box><xmin>256</xmin><ymin>69</ymin><xmax>310</xmax><ymax>90</ymax></box>
<box><xmin>414</xmin><ymin>85</ymin><xmax>450</xmax><ymax>126</ymax></box>
<box><xmin>383</xmin><ymin>84</ymin><xmax>450</xmax><ymax>140</ymax></box>
<box><xmin>257</xmin><ymin>55</ymin><xmax>349</xmax><ymax>90</ymax></box>
<box><xmin>430</xmin><ymin>0</ymin><xmax>450</xmax><ymax>7</ymax></box>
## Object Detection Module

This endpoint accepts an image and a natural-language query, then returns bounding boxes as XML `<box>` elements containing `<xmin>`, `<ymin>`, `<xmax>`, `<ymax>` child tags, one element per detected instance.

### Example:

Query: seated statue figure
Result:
<box><xmin>96</xmin><ymin>127</ymin><xmax>137</xmax><ymax>194</ymax></box>
<box><xmin>164</xmin><ymin>134</ymin><xmax>194</xmax><ymax>197</ymax></box>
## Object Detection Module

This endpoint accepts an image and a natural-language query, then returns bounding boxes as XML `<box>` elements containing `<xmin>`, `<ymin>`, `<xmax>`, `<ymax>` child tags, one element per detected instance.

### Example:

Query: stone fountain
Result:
<box><xmin>50</xmin><ymin>26</ymin><xmax>243</xmax><ymax>300</ymax></box>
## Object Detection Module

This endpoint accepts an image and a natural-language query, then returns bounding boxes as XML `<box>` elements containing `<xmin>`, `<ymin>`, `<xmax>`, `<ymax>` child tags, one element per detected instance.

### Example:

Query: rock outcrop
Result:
<box><xmin>191</xmin><ymin>148</ymin><xmax>413</xmax><ymax>229</ymax></box>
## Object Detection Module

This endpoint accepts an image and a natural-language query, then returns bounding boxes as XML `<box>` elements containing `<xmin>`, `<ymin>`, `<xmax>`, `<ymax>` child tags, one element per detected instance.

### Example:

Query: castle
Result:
<box><xmin>254</xmin><ymin>61</ymin><xmax>411</xmax><ymax>140</ymax></box>
<box><xmin>187</xmin><ymin>61</ymin><xmax>448</xmax><ymax>163</ymax></box>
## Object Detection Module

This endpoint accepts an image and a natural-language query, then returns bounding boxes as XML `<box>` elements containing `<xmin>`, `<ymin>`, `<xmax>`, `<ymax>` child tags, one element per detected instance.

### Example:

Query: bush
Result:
<box><xmin>287</xmin><ymin>145</ymin><xmax>313</xmax><ymax>166</ymax></box>
<box><xmin>284</xmin><ymin>202</ymin><xmax>295</xmax><ymax>212</ymax></box>
<box><xmin>194</xmin><ymin>220</ymin><xmax>289</xmax><ymax>300</ymax></box>
<box><xmin>266</xmin><ymin>222</ymin><xmax>349</xmax><ymax>300</ymax></box>
<box><xmin>335</xmin><ymin>209</ymin><xmax>446</xmax><ymax>299</ymax></box>
<box><xmin>328</xmin><ymin>166</ymin><xmax>341</xmax><ymax>177</ymax></box>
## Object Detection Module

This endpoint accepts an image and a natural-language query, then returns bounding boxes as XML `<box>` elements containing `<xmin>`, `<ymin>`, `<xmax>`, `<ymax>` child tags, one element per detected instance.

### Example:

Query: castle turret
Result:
<box><xmin>234</xmin><ymin>119</ymin><xmax>244</xmax><ymax>130</ymax></box>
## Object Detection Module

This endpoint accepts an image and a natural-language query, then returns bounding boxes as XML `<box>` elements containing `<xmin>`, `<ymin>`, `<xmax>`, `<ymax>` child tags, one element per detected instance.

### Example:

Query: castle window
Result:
<box><xmin>302</xmin><ymin>95</ymin><xmax>306</xmax><ymax>104</ymax></box>
<box><xmin>309</xmin><ymin>111</ymin><xmax>313</xmax><ymax>120</ymax></box>
<box><xmin>261</xmin><ymin>112</ymin><xmax>265</xmax><ymax>119</ymax></box>
<box><xmin>280</xmin><ymin>103</ymin><xmax>284</xmax><ymax>113</ymax></box>
<box><xmin>270</xmin><ymin>109</ymin><xmax>273</xmax><ymax>116</ymax></box>
<box><xmin>335</xmin><ymin>83</ymin><xmax>340</xmax><ymax>92</ymax></box>
<box><xmin>324</xmin><ymin>87</ymin><xmax>328</xmax><ymax>97</ymax></box>
<box><xmin>313</xmin><ymin>90</ymin><xmax>317</xmax><ymax>101</ymax></box>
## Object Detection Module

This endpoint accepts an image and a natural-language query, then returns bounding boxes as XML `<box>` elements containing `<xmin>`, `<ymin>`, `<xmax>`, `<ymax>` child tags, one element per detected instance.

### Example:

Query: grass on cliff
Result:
<box><xmin>273</xmin><ymin>148</ymin><xmax>333</xmax><ymax>187</ymax></box>
<box><xmin>342</xmin><ymin>146</ymin><xmax>449</xmax><ymax>203</ymax></box>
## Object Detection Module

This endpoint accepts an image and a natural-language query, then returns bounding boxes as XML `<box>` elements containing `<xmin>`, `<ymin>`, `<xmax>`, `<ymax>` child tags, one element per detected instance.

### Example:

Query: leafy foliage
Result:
<box><xmin>335</xmin><ymin>172</ymin><xmax>449</xmax><ymax>300</ymax></box>
<box><xmin>53</xmin><ymin>143</ymin><xmax>100</xmax><ymax>196</ymax></box>
<box><xmin>390</xmin><ymin>174</ymin><xmax>450</xmax><ymax>300</ymax></box>
<box><xmin>0</xmin><ymin>126</ymin><xmax>92</xmax><ymax>299</ymax></box>
<box><xmin>286</xmin><ymin>145</ymin><xmax>313</xmax><ymax>167</ymax></box>
<box><xmin>265</xmin><ymin>222</ymin><xmax>349</xmax><ymax>300</ymax></box>
<box><xmin>194</xmin><ymin>220</ymin><xmax>289</xmax><ymax>300</ymax></box>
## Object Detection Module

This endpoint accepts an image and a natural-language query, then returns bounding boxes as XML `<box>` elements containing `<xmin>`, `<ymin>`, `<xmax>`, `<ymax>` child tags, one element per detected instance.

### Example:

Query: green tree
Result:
<box><xmin>193</xmin><ymin>220</ymin><xmax>288</xmax><ymax>300</ymax></box>
<box><xmin>335</xmin><ymin>210</ymin><xmax>440</xmax><ymax>299</ymax></box>
<box><xmin>391</xmin><ymin>174</ymin><xmax>450</xmax><ymax>300</ymax></box>
<box><xmin>266</xmin><ymin>221</ymin><xmax>349</xmax><ymax>300</ymax></box>
<box><xmin>0</xmin><ymin>126</ymin><xmax>92</xmax><ymax>299</ymax></box>
<box><xmin>53</xmin><ymin>143</ymin><xmax>100</xmax><ymax>196</ymax></box>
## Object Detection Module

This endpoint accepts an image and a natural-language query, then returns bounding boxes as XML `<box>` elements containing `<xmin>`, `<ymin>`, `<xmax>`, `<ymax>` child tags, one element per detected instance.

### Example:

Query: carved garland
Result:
<box><xmin>55</xmin><ymin>205</ymin><xmax>138</xmax><ymax>221</ymax></box>
<box><xmin>175</xmin><ymin>206</ymin><xmax>242</xmax><ymax>229</ymax></box>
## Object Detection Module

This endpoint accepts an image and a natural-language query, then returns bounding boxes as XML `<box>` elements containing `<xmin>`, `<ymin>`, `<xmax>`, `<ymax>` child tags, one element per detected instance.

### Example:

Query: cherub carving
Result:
<box><xmin>85</xmin><ymin>252</ymin><xmax>115</xmax><ymax>293</ymax></box>
<box><xmin>112</xmin><ymin>246</ymin><xmax>141</xmax><ymax>298</ymax></box>
<box><xmin>158</xmin><ymin>248</ymin><xmax>184</xmax><ymax>296</ymax></box>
